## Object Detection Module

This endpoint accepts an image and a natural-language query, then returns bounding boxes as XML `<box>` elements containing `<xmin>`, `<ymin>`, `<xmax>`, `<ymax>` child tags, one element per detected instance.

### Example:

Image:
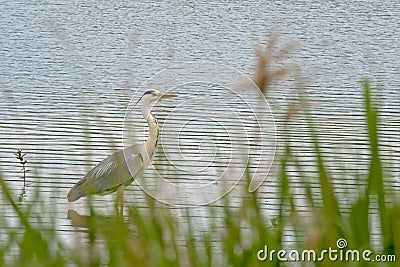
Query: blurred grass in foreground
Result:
<box><xmin>0</xmin><ymin>81</ymin><xmax>399</xmax><ymax>266</ymax></box>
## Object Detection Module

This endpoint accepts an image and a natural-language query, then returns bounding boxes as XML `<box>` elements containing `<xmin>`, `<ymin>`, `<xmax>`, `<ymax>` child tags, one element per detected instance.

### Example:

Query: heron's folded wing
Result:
<box><xmin>83</xmin><ymin>147</ymin><xmax>143</xmax><ymax>195</ymax></box>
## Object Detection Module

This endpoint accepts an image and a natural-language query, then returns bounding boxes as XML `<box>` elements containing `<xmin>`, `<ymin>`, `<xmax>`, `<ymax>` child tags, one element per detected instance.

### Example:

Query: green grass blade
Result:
<box><xmin>363</xmin><ymin>80</ymin><xmax>391</xmax><ymax>253</ymax></box>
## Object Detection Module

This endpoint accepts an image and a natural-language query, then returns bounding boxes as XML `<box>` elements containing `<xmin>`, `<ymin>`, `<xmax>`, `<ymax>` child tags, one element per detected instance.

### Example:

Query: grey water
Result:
<box><xmin>1</xmin><ymin>0</ymin><xmax>399</xmax><ymax>249</ymax></box>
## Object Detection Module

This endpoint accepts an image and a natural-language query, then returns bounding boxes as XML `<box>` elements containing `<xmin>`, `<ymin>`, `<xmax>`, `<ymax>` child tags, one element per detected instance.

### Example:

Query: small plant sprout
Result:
<box><xmin>270</xmin><ymin>216</ymin><xmax>279</xmax><ymax>228</ymax></box>
<box><xmin>14</xmin><ymin>149</ymin><xmax>27</xmax><ymax>187</ymax></box>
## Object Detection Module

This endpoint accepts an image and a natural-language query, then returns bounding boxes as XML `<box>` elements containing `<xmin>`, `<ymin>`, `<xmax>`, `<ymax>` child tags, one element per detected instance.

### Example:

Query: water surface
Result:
<box><xmin>0</xmin><ymin>0</ymin><xmax>399</xmax><ymax>248</ymax></box>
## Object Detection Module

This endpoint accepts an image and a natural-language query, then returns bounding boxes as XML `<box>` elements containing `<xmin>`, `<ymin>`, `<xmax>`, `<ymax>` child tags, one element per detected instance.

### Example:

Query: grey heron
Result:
<box><xmin>67</xmin><ymin>90</ymin><xmax>177</xmax><ymax>209</ymax></box>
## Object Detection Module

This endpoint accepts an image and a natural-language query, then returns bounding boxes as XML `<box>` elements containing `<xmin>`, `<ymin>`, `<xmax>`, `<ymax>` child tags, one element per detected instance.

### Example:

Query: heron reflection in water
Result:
<box><xmin>67</xmin><ymin>90</ymin><xmax>178</xmax><ymax>211</ymax></box>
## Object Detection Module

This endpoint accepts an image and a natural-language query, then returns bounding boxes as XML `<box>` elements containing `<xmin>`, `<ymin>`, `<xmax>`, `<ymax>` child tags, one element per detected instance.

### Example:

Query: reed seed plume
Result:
<box><xmin>252</xmin><ymin>32</ymin><xmax>298</xmax><ymax>95</ymax></box>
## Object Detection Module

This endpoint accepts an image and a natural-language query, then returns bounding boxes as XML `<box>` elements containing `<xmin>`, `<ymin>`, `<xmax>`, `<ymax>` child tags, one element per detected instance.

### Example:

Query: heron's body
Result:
<box><xmin>67</xmin><ymin>145</ymin><xmax>144</xmax><ymax>202</ymax></box>
<box><xmin>67</xmin><ymin>90</ymin><xmax>176</xmax><ymax>204</ymax></box>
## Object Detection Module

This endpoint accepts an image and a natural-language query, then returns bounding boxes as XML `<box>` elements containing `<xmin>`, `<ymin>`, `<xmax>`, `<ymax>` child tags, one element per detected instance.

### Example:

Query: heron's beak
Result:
<box><xmin>160</xmin><ymin>93</ymin><xmax>178</xmax><ymax>99</ymax></box>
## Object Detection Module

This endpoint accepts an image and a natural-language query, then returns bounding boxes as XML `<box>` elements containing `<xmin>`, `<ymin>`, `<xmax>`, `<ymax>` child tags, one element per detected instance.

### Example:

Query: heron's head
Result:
<box><xmin>141</xmin><ymin>90</ymin><xmax>178</xmax><ymax>105</ymax></box>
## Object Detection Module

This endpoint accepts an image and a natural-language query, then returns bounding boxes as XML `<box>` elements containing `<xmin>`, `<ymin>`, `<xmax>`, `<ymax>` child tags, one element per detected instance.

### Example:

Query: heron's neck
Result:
<box><xmin>142</xmin><ymin>104</ymin><xmax>159</xmax><ymax>163</ymax></box>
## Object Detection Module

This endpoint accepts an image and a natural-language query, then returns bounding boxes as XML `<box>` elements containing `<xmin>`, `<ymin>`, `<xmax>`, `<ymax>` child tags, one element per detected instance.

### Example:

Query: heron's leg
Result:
<box><xmin>116</xmin><ymin>185</ymin><xmax>125</xmax><ymax>215</ymax></box>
